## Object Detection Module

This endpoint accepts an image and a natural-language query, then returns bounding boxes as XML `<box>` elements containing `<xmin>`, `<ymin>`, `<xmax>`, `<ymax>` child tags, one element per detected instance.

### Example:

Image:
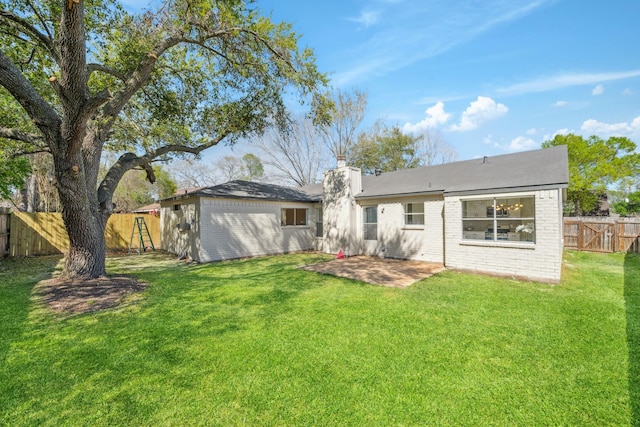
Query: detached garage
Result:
<box><xmin>160</xmin><ymin>180</ymin><xmax>322</xmax><ymax>262</ymax></box>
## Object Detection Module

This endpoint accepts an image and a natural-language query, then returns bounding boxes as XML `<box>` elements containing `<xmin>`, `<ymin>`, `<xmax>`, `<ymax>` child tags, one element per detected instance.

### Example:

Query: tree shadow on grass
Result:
<box><xmin>625</xmin><ymin>252</ymin><xmax>640</xmax><ymax>426</ymax></box>
<box><xmin>0</xmin><ymin>257</ymin><xmax>60</xmax><ymax>364</ymax></box>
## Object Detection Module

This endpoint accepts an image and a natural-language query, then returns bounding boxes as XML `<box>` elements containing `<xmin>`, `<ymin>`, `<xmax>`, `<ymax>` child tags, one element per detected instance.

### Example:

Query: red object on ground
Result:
<box><xmin>336</xmin><ymin>249</ymin><xmax>345</xmax><ymax>259</ymax></box>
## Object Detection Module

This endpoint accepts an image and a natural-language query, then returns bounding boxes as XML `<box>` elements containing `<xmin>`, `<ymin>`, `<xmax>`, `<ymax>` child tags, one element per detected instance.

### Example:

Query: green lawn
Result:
<box><xmin>1</xmin><ymin>250</ymin><xmax>638</xmax><ymax>426</ymax></box>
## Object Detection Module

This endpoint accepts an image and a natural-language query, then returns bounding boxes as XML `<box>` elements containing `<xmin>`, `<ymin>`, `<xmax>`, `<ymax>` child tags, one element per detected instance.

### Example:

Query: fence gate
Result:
<box><xmin>580</xmin><ymin>221</ymin><xmax>615</xmax><ymax>253</ymax></box>
<box><xmin>564</xmin><ymin>217</ymin><xmax>640</xmax><ymax>253</ymax></box>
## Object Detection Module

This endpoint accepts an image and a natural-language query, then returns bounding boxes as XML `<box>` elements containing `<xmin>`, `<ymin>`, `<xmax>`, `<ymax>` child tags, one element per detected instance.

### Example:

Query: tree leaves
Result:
<box><xmin>543</xmin><ymin>133</ymin><xmax>640</xmax><ymax>215</ymax></box>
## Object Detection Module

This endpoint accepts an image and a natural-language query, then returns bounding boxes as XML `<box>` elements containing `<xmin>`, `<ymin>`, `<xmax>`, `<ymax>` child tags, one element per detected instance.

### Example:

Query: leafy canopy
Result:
<box><xmin>351</xmin><ymin>124</ymin><xmax>421</xmax><ymax>175</ymax></box>
<box><xmin>542</xmin><ymin>133</ymin><xmax>640</xmax><ymax>214</ymax></box>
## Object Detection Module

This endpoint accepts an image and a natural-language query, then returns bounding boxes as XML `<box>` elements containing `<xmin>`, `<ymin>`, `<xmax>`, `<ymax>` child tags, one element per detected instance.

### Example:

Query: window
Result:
<box><xmin>363</xmin><ymin>206</ymin><xmax>377</xmax><ymax>240</ymax></box>
<box><xmin>462</xmin><ymin>196</ymin><xmax>535</xmax><ymax>243</ymax></box>
<box><xmin>404</xmin><ymin>203</ymin><xmax>425</xmax><ymax>225</ymax></box>
<box><xmin>281</xmin><ymin>208</ymin><xmax>307</xmax><ymax>226</ymax></box>
<box><xmin>315</xmin><ymin>207</ymin><xmax>323</xmax><ymax>238</ymax></box>
<box><xmin>173</xmin><ymin>204</ymin><xmax>181</xmax><ymax>211</ymax></box>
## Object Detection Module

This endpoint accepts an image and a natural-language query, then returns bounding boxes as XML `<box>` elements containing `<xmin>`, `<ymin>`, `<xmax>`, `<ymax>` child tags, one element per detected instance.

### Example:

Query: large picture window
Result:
<box><xmin>281</xmin><ymin>208</ymin><xmax>307</xmax><ymax>226</ymax></box>
<box><xmin>404</xmin><ymin>203</ymin><xmax>425</xmax><ymax>225</ymax></box>
<box><xmin>462</xmin><ymin>196</ymin><xmax>535</xmax><ymax>243</ymax></box>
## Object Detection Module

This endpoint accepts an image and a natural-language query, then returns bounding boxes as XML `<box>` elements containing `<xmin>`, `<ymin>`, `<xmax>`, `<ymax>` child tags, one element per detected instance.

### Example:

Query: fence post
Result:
<box><xmin>576</xmin><ymin>218</ymin><xmax>584</xmax><ymax>251</ymax></box>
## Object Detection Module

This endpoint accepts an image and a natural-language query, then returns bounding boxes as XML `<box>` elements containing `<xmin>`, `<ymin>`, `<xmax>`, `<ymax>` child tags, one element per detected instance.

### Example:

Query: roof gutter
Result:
<box><xmin>355</xmin><ymin>189</ymin><xmax>445</xmax><ymax>200</ymax></box>
<box><xmin>444</xmin><ymin>183</ymin><xmax>568</xmax><ymax>197</ymax></box>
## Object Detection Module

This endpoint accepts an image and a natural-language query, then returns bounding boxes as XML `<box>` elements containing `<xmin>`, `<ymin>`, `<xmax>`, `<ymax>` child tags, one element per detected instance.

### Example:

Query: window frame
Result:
<box><xmin>315</xmin><ymin>207</ymin><xmax>323</xmax><ymax>238</ymax></box>
<box><xmin>461</xmin><ymin>195</ymin><xmax>536</xmax><ymax>244</ymax></box>
<box><xmin>363</xmin><ymin>205</ymin><xmax>378</xmax><ymax>241</ymax></box>
<box><xmin>404</xmin><ymin>202</ymin><xmax>425</xmax><ymax>227</ymax></box>
<box><xmin>281</xmin><ymin>207</ymin><xmax>308</xmax><ymax>227</ymax></box>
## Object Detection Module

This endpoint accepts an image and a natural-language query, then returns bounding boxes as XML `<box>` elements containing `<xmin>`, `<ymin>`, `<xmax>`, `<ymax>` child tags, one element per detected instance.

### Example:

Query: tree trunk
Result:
<box><xmin>61</xmin><ymin>202</ymin><xmax>107</xmax><ymax>279</ymax></box>
<box><xmin>53</xmin><ymin>137</ymin><xmax>108</xmax><ymax>279</ymax></box>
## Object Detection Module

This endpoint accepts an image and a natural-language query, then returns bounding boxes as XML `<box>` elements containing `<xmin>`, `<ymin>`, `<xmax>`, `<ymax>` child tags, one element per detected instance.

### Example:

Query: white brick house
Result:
<box><xmin>161</xmin><ymin>145</ymin><xmax>568</xmax><ymax>283</ymax></box>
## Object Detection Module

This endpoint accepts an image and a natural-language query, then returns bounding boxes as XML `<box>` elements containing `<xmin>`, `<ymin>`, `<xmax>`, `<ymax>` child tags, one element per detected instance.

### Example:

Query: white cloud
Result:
<box><xmin>496</xmin><ymin>70</ymin><xmax>640</xmax><ymax>96</ymax></box>
<box><xmin>450</xmin><ymin>96</ymin><xmax>508</xmax><ymax>132</ymax></box>
<box><xmin>542</xmin><ymin>129</ymin><xmax>571</xmax><ymax>142</ymax></box>
<box><xmin>580</xmin><ymin>115</ymin><xmax>640</xmax><ymax>138</ymax></box>
<box><xmin>623</xmin><ymin>88</ymin><xmax>633</xmax><ymax>95</ymax></box>
<box><xmin>348</xmin><ymin>9</ymin><xmax>381</xmax><ymax>27</ymax></box>
<box><xmin>592</xmin><ymin>84</ymin><xmax>604</xmax><ymax>95</ymax></box>
<box><xmin>526</xmin><ymin>128</ymin><xmax>538</xmax><ymax>135</ymax></box>
<box><xmin>402</xmin><ymin>101</ymin><xmax>452</xmax><ymax>134</ymax></box>
<box><xmin>507</xmin><ymin>136</ymin><xmax>538</xmax><ymax>152</ymax></box>
<box><xmin>482</xmin><ymin>134</ymin><xmax>500</xmax><ymax>148</ymax></box>
<box><xmin>554</xmin><ymin>100</ymin><xmax>568</xmax><ymax>107</ymax></box>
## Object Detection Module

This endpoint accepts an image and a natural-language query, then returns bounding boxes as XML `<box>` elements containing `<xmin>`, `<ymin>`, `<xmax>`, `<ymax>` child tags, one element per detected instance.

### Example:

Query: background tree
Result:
<box><xmin>351</xmin><ymin>124</ymin><xmax>420</xmax><ymax>174</ymax></box>
<box><xmin>170</xmin><ymin>158</ymin><xmax>217</xmax><ymax>189</ymax></box>
<box><xmin>110</xmin><ymin>165</ymin><xmax>176</xmax><ymax>212</ymax></box>
<box><xmin>0</xmin><ymin>0</ymin><xmax>329</xmax><ymax>279</ymax></box>
<box><xmin>214</xmin><ymin>153</ymin><xmax>264</xmax><ymax>182</ymax></box>
<box><xmin>321</xmin><ymin>88</ymin><xmax>367</xmax><ymax>163</ymax></box>
<box><xmin>542</xmin><ymin>134</ymin><xmax>640</xmax><ymax>215</ymax></box>
<box><xmin>613</xmin><ymin>191</ymin><xmax>640</xmax><ymax>217</ymax></box>
<box><xmin>258</xmin><ymin>116</ymin><xmax>329</xmax><ymax>186</ymax></box>
<box><xmin>0</xmin><ymin>150</ymin><xmax>30</xmax><ymax>201</ymax></box>
<box><xmin>419</xmin><ymin>127</ymin><xmax>458</xmax><ymax>166</ymax></box>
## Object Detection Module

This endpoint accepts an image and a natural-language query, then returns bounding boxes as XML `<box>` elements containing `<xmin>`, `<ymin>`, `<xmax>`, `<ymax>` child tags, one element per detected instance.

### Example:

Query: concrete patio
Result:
<box><xmin>300</xmin><ymin>255</ymin><xmax>445</xmax><ymax>288</ymax></box>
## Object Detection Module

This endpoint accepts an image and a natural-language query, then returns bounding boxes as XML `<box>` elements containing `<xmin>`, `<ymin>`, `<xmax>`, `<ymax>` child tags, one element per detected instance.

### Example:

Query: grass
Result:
<box><xmin>0</xmin><ymin>250</ymin><xmax>638</xmax><ymax>426</ymax></box>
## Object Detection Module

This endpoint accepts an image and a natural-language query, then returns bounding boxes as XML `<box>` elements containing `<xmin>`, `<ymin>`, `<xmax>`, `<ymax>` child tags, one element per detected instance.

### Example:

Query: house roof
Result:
<box><xmin>132</xmin><ymin>202</ymin><xmax>160</xmax><ymax>213</ymax></box>
<box><xmin>161</xmin><ymin>180</ymin><xmax>322</xmax><ymax>203</ymax></box>
<box><xmin>356</xmin><ymin>145</ymin><xmax>568</xmax><ymax>199</ymax></box>
<box><xmin>159</xmin><ymin>146</ymin><xmax>568</xmax><ymax>205</ymax></box>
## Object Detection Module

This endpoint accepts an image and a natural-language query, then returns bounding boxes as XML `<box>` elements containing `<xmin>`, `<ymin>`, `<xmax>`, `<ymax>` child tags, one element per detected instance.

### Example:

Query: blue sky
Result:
<box><xmin>260</xmin><ymin>0</ymin><xmax>640</xmax><ymax>160</ymax></box>
<box><xmin>123</xmin><ymin>0</ymin><xmax>640</xmax><ymax>162</ymax></box>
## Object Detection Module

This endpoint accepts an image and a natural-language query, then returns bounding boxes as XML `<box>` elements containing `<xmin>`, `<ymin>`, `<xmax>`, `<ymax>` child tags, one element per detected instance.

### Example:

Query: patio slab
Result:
<box><xmin>300</xmin><ymin>255</ymin><xmax>445</xmax><ymax>288</ymax></box>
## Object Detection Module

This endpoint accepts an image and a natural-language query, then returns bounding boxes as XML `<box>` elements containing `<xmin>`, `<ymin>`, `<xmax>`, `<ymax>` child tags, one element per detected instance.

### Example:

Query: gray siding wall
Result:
<box><xmin>444</xmin><ymin>188</ymin><xmax>564</xmax><ymax>283</ymax></box>
<box><xmin>160</xmin><ymin>199</ymin><xmax>200</xmax><ymax>261</ymax></box>
<box><xmin>196</xmin><ymin>198</ymin><xmax>317</xmax><ymax>262</ymax></box>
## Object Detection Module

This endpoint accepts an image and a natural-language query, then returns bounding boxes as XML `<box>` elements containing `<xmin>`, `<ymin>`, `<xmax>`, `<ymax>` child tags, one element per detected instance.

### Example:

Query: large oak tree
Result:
<box><xmin>0</xmin><ymin>0</ymin><xmax>329</xmax><ymax>279</ymax></box>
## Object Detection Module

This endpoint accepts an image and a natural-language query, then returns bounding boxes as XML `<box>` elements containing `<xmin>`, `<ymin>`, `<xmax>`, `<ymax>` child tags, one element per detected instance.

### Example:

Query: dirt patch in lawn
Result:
<box><xmin>300</xmin><ymin>255</ymin><xmax>444</xmax><ymax>288</ymax></box>
<box><xmin>36</xmin><ymin>276</ymin><xmax>147</xmax><ymax>315</ymax></box>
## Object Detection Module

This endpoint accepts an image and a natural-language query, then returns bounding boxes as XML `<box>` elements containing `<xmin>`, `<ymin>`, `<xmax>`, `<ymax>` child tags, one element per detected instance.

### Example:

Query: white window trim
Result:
<box><xmin>461</xmin><ymin>194</ymin><xmax>536</xmax><ymax>245</ymax></box>
<box><xmin>403</xmin><ymin>202</ymin><xmax>425</xmax><ymax>228</ymax></box>
<box><xmin>281</xmin><ymin>207</ymin><xmax>309</xmax><ymax>227</ymax></box>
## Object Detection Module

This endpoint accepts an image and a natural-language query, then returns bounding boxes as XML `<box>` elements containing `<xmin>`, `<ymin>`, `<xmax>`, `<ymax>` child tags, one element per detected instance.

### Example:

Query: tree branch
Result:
<box><xmin>0</xmin><ymin>9</ymin><xmax>57</xmax><ymax>61</ymax></box>
<box><xmin>97</xmin><ymin>132</ymin><xmax>230</xmax><ymax>206</ymax></box>
<box><xmin>0</xmin><ymin>50</ymin><xmax>61</xmax><ymax>141</ymax></box>
<box><xmin>0</xmin><ymin>126</ymin><xmax>45</xmax><ymax>145</ymax></box>
<box><xmin>87</xmin><ymin>63</ymin><xmax>127</xmax><ymax>81</ymax></box>
<box><xmin>24</xmin><ymin>0</ymin><xmax>53</xmax><ymax>40</ymax></box>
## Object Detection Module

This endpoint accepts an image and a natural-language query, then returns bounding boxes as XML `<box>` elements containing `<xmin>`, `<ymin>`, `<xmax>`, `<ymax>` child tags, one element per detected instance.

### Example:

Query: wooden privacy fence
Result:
<box><xmin>0</xmin><ymin>214</ymin><xmax>9</xmax><ymax>257</ymax></box>
<box><xmin>7</xmin><ymin>212</ymin><xmax>161</xmax><ymax>257</ymax></box>
<box><xmin>563</xmin><ymin>217</ymin><xmax>640</xmax><ymax>253</ymax></box>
